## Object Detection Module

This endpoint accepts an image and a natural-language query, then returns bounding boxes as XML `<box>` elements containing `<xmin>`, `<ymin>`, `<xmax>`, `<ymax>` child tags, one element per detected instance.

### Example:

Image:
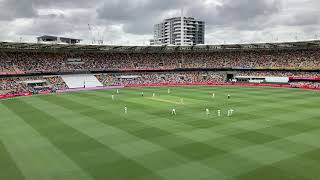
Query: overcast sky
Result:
<box><xmin>0</xmin><ymin>0</ymin><xmax>319</xmax><ymax>45</ymax></box>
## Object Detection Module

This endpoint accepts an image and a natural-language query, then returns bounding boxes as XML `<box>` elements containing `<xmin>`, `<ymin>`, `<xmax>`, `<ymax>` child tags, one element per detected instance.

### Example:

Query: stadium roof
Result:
<box><xmin>0</xmin><ymin>40</ymin><xmax>319</xmax><ymax>53</ymax></box>
<box><xmin>37</xmin><ymin>35</ymin><xmax>81</xmax><ymax>44</ymax></box>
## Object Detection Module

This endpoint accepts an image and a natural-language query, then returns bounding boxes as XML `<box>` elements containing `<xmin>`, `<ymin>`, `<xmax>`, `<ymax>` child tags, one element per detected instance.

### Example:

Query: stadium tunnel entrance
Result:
<box><xmin>227</xmin><ymin>73</ymin><xmax>234</xmax><ymax>81</ymax></box>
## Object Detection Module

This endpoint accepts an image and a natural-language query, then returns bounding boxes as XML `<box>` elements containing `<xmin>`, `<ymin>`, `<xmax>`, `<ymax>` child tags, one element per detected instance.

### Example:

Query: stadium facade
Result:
<box><xmin>1</xmin><ymin>40</ymin><xmax>320</xmax><ymax>99</ymax></box>
<box><xmin>37</xmin><ymin>35</ymin><xmax>81</xmax><ymax>44</ymax></box>
<box><xmin>150</xmin><ymin>17</ymin><xmax>205</xmax><ymax>46</ymax></box>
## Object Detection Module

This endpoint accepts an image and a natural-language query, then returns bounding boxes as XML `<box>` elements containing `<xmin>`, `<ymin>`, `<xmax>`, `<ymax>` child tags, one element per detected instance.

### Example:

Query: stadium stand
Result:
<box><xmin>0</xmin><ymin>40</ymin><xmax>320</xmax><ymax>98</ymax></box>
<box><xmin>96</xmin><ymin>71</ymin><xmax>225</xmax><ymax>86</ymax></box>
<box><xmin>1</xmin><ymin>49</ymin><xmax>320</xmax><ymax>72</ymax></box>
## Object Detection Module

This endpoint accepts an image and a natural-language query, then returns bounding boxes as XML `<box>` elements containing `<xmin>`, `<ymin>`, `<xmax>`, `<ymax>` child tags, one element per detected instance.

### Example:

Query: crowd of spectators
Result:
<box><xmin>0</xmin><ymin>48</ymin><xmax>320</xmax><ymax>73</ymax></box>
<box><xmin>233</xmin><ymin>71</ymin><xmax>320</xmax><ymax>77</ymax></box>
<box><xmin>0</xmin><ymin>76</ymin><xmax>67</xmax><ymax>94</ymax></box>
<box><xmin>290</xmin><ymin>81</ymin><xmax>320</xmax><ymax>88</ymax></box>
<box><xmin>2</xmin><ymin>70</ymin><xmax>320</xmax><ymax>94</ymax></box>
<box><xmin>96</xmin><ymin>71</ymin><xmax>225</xmax><ymax>86</ymax></box>
<box><xmin>0</xmin><ymin>77</ymin><xmax>27</xmax><ymax>94</ymax></box>
<box><xmin>1</xmin><ymin>47</ymin><xmax>320</xmax><ymax>94</ymax></box>
<box><xmin>44</xmin><ymin>76</ymin><xmax>68</xmax><ymax>90</ymax></box>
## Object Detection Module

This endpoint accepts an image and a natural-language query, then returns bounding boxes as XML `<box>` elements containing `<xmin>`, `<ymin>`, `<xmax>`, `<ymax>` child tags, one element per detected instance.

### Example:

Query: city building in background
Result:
<box><xmin>150</xmin><ymin>17</ymin><xmax>205</xmax><ymax>46</ymax></box>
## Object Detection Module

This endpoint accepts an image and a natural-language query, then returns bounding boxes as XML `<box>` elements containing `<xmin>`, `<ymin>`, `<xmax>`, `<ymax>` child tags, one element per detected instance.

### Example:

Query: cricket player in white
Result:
<box><xmin>218</xmin><ymin>110</ymin><xmax>221</xmax><ymax>117</ymax></box>
<box><xmin>124</xmin><ymin>107</ymin><xmax>128</xmax><ymax>114</ymax></box>
<box><xmin>153</xmin><ymin>93</ymin><xmax>155</xmax><ymax>97</ymax></box>
<box><xmin>212</xmin><ymin>93</ymin><xmax>215</xmax><ymax>98</ymax></box>
<box><xmin>206</xmin><ymin>108</ymin><xmax>210</xmax><ymax>116</ymax></box>
<box><xmin>228</xmin><ymin>109</ymin><xmax>234</xmax><ymax>117</ymax></box>
<box><xmin>228</xmin><ymin>94</ymin><xmax>231</xmax><ymax>99</ymax></box>
<box><xmin>117</xmin><ymin>89</ymin><xmax>119</xmax><ymax>94</ymax></box>
<box><xmin>112</xmin><ymin>95</ymin><xmax>114</xmax><ymax>100</ymax></box>
<box><xmin>172</xmin><ymin>109</ymin><xmax>176</xmax><ymax>115</ymax></box>
<box><xmin>168</xmin><ymin>89</ymin><xmax>170</xmax><ymax>94</ymax></box>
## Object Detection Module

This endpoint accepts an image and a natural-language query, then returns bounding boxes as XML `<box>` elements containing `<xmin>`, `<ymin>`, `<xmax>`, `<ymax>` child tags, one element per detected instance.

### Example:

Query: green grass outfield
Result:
<box><xmin>1</xmin><ymin>86</ymin><xmax>320</xmax><ymax>180</ymax></box>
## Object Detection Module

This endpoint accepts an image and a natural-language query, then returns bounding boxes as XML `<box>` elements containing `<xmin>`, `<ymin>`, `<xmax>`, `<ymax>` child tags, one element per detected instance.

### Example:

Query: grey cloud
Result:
<box><xmin>0</xmin><ymin>0</ymin><xmax>37</xmax><ymax>20</ymax></box>
<box><xmin>278</xmin><ymin>0</ymin><xmax>320</xmax><ymax>27</ymax></box>
<box><xmin>16</xmin><ymin>10</ymin><xmax>94</xmax><ymax>36</ymax></box>
<box><xmin>97</xmin><ymin>0</ymin><xmax>192</xmax><ymax>21</ymax></box>
<box><xmin>122</xmin><ymin>19</ymin><xmax>154</xmax><ymax>35</ymax></box>
<box><xmin>215</xmin><ymin>0</ymin><xmax>281</xmax><ymax>22</ymax></box>
<box><xmin>97</xmin><ymin>0</ymin><xmax>193</xmax><ymax>34</ymax></box>
<box><xmin>188</xmin><ymin>0</ymin><xmax>282</xmax><ymax>30</ymax></box>
<box><xmin>0</xmin><ymin>0</ymin><xmax>319</xmax><ymax>44</ymax></box>
<box><xmin>265</xmin><ymin>0</ymin><xmax>320</xmax><ymax>29</ymax></box>
<box><xmin>0</xmin><ymin>0</ymin><xmax>103</xmax><ymax>21</ymax></box>
<box><xmin>32</xmin><ymin>0</ymin><xmax>104</xmax><ymax>9</ymax></box>
<box><xmin>17</xmin><ymin>19</ymin><xmax>76</xmax><ymax>36</ymax></box>
<box><xmin>286</xmin><ymin>11</ymin><xmax>320</xmax><ymax>26</ymax></box>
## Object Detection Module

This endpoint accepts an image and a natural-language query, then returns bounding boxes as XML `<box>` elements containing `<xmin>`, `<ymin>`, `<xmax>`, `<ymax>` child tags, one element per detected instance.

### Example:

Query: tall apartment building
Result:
<box><xmin>150</xmin><ymin>17</ymin><xmax>205</xmax><ymax>46</ymax></box>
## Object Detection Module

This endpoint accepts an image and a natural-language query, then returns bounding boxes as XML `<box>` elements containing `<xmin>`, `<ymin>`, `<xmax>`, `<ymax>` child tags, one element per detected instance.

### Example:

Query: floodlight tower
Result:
<box><xmin>88</xmin><ymin>24</ymin><xmax>96</xmax><ymax>44</ymax></box>
<box><xmin>97</xmin><ymin>32</ymin><xmax>104</xmax><ymax>45</ymax></box>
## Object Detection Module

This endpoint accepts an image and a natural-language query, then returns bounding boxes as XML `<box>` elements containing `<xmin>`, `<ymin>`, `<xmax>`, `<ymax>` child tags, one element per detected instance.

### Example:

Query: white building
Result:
<box><xmin>37</xmin><ymin>35</ymin><xmax>81</xmax><ymax>44</ymax></box>
<box><xmin>150</xmin><ymin>17</ymin><xmax>205</xmax><ymax>46</ymax></box>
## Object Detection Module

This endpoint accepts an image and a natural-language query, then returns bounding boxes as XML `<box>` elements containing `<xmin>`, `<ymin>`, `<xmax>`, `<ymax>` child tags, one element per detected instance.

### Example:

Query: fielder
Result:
<box><xmin>227</xmin><ymin>109</ymin><xmax>234</xmax><ymax>117</ymax></box>
<box><xmin>228</xmin><ymin>94</ymin><xmax>231</xmax><ymax>99</ymax></box>
<box><xmin>153</xmin><ymin>93</ymin><xmax>155</xmax><ymax>97</ymax></box>
<box><xmin>117</xmin><ymin>89</ymin><xmax>119</xmax><ymax>94</ymax></box>
<box><xmin>206</xmin><ymin>108</ymin><xmax>210</xmax><ymax>116</ymax></box>
<box><xmin>217</xmin><ymin>110</ymin><xmax>221</xmax><ymax>117</ymax></box>
<box><xmin>141</xmin><ymin>92</ymin><xmax>144</xmax><ymax>97</ymax></box>
<box><xmin>212</xmin><ymin>93</ymin><xmax>215</xmax><ymax>98</ymax></box>
<box><xmin>172</xmin><ymin>108</ymin><xmax>176</xmax><ymax>115</ymax></box>
<box><xmin>112</xmin><ymin>95</ymin><xmax>114</xmax><ymax>100</ymax></box>
<box><xmin>168</xmin><ymin>89</ymin><xmax>170</xmax><ymax>94</ymax></box>
<box><xmin>124</xmin><ymin>107</ymin><xmax>128</xmax><ymax>114</ymax></box>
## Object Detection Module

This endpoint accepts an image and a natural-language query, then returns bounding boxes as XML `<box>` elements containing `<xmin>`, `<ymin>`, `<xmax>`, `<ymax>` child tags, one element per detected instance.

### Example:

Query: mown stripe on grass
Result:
<box><xmin>2</xmin><ymin>99</ymin><xmax>163</xmax><ymax>180</ymax></box>
<box><xmin>35</xmin><ymin>94</ymin><xmax>228</xmax><ymax>179</ymax></box>
<box><xmin>79</xmin><ymin>90</ymin><xmax>226</xmax><ymax>128</ymax></box>
<box><xmin>69</xmin><ymin>89</ymin><xmax>320</xmax><ymax>178</ymax></box>
<box><xmin>26</xmin><ymin>99</ymin><xmax>218</xmax><ymax>178</ymax></box>
<box><xmin>236</xmin><ymin>165</ymin><xmax>307</xmax><ymax>180</ymax></box>
<box><xmin>40</xmin><ymin>88</ymin><xmax>320</xmax><ymax>178</ymax></box>
<box><xmin>87</xmin><ymin>87</ymin><xmax>310</xmax><ymax>131</ymax></box>
<box><xmin>53</xmin><ymin>91</ymin><xmax>195</xmax><ymax>133</ymax></box>
<box><xmin>39</xmin><ymin>94</ymin><xmax>229</xmax><ymax>163</ymax></box>
<box><xmin>0</xmin><ymin>141</ymin><xmax>25</xmax><ymax>180</ymax></box>
<box><xmin>62</xmin><ymin>90</ymin><xmax>297</xmax><ymax>151</ymax></box>
<box><xmin>76</xmin><ymin>90</ymin><xmax>283</xmax><ymax>142</ymax></box>
<box><xmin>74</xmin><ymin>89</ymin><xmax>319</xmax><ymax>154</ymax></box>
<box><xmin>0</xmin><ymin>102</ymin><xmax>95</xmax><ymax>180</ymax></box>
<box><xmin>53</xmin><ymin>90</ymin><xmax>309</xmax><ymax>180</ymax></box>
<box><xmin>20</xmin><ymin>96</ymin><xmax>179</xmax><ymax>169</ymax></box>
